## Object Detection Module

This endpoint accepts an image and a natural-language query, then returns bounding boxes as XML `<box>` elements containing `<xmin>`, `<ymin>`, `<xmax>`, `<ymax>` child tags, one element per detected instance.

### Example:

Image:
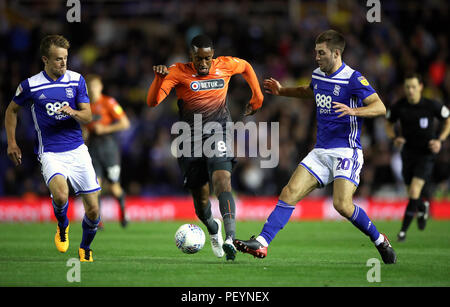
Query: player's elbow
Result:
<box><xmin>121</xmin><ymin>116</ymin><xmax>131</xmax><ymax>130</ymax></box>
<box><xmin>146</xmin><ymin>95</ymin><xmax>156</xmax><ymax>107</ymax></box>
<box><xmin>146</xmin><ymin>93</ymin><xmax>161</xmax><ymax>108</ymax></box>
<box><xmin>378</xmin><ymin>101</ymin><xmax>386</xmax><ymax>117</ymax></box>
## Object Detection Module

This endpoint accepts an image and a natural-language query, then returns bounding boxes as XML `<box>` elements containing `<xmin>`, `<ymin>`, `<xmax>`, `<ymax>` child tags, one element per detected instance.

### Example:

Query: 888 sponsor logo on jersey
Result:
<box><xmin>315</xmin><ymin>93</ymin><xmax>333</xmax><ymax>114</ymax></box>
<box><xmin>45</xmin><ymin>101</ymin><xmax>70</xmax><ymax>120</ymax></box>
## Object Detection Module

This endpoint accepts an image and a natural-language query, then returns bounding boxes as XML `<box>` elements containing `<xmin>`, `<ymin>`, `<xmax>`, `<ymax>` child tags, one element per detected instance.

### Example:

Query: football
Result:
<box><xmin>174</xmin><ymin>224</ymin><xmax>206</xmax><ymax>254</ymax></box>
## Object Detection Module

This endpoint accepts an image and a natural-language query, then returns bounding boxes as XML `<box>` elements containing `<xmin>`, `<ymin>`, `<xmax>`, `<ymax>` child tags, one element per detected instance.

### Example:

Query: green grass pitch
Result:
<box><xmin>0</xmin><ymin>220</ymin><xmax>449</xmax><ymax>287</ymax></box>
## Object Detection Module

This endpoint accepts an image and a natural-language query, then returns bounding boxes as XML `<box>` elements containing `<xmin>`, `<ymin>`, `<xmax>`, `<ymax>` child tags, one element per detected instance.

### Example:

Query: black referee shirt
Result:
<box><xmin>386</xmin><ymin>97</ymin><xmax>449</xmax><ymax>153</ymax></box>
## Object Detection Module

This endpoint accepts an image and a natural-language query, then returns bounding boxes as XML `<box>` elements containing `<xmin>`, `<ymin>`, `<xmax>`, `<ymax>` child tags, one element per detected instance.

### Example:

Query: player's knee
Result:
<box><xmin>333</xmin><ymin>199</ymin><xmax>353</xmax><ymax>218</ymax></box>
<box><xmin>213</xmin><ymin>175</ymin><xmax>231</xmax><ymax>195</ymax></box>
<box><xmin>280</xmin><ymin>184</ymin><xmax>300</xmax><ymax>204</ymax></box>
<box><xmin>408</xmin><ymin>186</ymin><xmax>422</xmax><ymax>199</ymax></box>
<box><xmin>52</xmin><ymin>190</ymin><xmax>68</xmax><ymax>206</ymax></box>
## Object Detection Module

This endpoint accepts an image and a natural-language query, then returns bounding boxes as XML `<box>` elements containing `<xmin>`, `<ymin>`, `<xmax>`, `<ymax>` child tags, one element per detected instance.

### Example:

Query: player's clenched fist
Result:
<box><xmin>153</xmin><ymin>65</ymin><xmax>169</xmax><ymax>77</ymax></box>
<box><xmin>58</xmin><ymin>105</ymin><xmax>76</xmax><ymax>117</ymax></box>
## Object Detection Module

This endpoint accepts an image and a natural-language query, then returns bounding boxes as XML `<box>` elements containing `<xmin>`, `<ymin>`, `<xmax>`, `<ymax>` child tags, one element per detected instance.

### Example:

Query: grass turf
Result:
<box><xmin>0</xmin><ymin>220</ymin><xmax>449</xmax><ymax>287</ymax></box>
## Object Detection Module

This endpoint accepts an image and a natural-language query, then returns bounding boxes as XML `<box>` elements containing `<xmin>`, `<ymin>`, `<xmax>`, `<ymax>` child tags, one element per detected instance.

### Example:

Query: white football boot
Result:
<box><xmin>210</xmin><ymin>218</ymin><xmax>224</xmax><ymax>258</ymax></box>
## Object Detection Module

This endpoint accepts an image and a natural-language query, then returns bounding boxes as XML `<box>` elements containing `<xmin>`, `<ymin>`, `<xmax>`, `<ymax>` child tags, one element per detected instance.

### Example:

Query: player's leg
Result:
<box><xmin>40</xmin><ymin>151</ymin><xmax>71</xmax><ymax>253</ymax></box>
<box><xmin>415</xmin><ymin>156</ymin><xmax>434</xmax><ymax>231</ymax></box>
<box><xmin>191</xmin><ymin>182</ymin><xmax>218</xmax><ymax>235</ymax></box>
<box><xmin>211</xmin><ymin>167</ymin><xmax>237</xmax><ymax>260</ymax></box>
<box><xmin>399</xmin><ymin>177</ymin><xmax>425</xmax><ymax>238</ymax></box>
<box><xmin>417</xmin><ymin>181</ymin><xmax>432</xmax><ymax>231</ymax></box>
<box><xmin>333</xmin><ymin>178</ymin><xmax>396</xmax><ymax>264</ymax></box>
<box><xmin>90</xmin><ymin>149</ymin><xmax>104</xmax><ymax>229</ymax></box>
<box><xmin>211</xmin><ymin>169</ymin><xmax>234</xmax><ymax>239</ymax></box>
<box><xmin>69</xmin><ymin>144</ymin><xmax>102</xmax><ymax>262</ymax></box>
<box><xmin>104</xmin><ymin>141</ymin><xmax>127</xmax><ymax>227</ymax></box>
<box><xmin>109</xmin><ymin>180</ymin><xmax>128</xmax><ymax>227</ymax></box>
<box><xmin>48</xmin><ymin>174</ymin><xmax>70</xmax><ymax>253</ymax></box>
<box><xmin>79</xmin><ymin>191</ymin><xmax>101</xmax><ymax>262</ymax></box>
<box><xmin>95</xmin><ymin>176</ymin><xmax>105</xmax><ymax>230</ymax></box>
<box><xmin>190</xmin><ymin>182</ymin><xmax>224</xmax><ymax>258</ymax></box>
<box><xmin>179</xmin><ymin>157</ymin><xmax>224</xmax><ymax>257</ymax></box>
<box><xmin>235</xmin><ymin>164</ymin><xmax>319</xmax><ymax>258</ymax></box>
<box><xmin>398</xmin><ymin>151</ymin><xmax>431</xmax><ymax>240</ymax></box>
<box><xmin>333</xmin><ymin>178</ymin><xmax>381</xmax><ymax>240</ymax></box>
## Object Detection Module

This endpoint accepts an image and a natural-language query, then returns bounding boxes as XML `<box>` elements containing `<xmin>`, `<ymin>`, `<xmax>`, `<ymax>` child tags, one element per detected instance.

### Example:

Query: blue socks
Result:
<box><xmin>259</xmin><ymin>200</ymin><xmax>295</xmax><ymax>246</ymax></box>
<box><xmin>349</xmin><ymin>205</ymin><xmax>381</xmax><ymax>243</ymax></box>
<box><xmin>52</xmin><ymin>200</ymin><xmax>69</xmax><ymax>229</ymax></box>
<box><xmin>80</xmin><ymin>214</ymin><xmax>100</xmax><ymax>250</ymax></box>
<box><xmin>258</xmin><ymin>201</ymin><xmax>382</xmax><ymax>247</ymax></box>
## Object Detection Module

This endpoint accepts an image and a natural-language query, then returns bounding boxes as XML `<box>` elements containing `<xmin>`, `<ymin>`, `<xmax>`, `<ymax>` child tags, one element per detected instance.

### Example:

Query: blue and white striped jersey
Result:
<box><xmin>309</xmin><ymin>63</ymin><xmax>376</xmax><ymax>149</ymax></box>
<box><xmin>12</xmin><ymin>70</ymin><xmax>90</xmax><ymax>154</ymax></box>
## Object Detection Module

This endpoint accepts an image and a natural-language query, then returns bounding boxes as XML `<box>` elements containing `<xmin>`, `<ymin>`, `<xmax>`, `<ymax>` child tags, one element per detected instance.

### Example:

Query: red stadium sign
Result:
<box><xmin>0</xmin><ymin>196</ymin><xmax>450</xmax><ymax>222</ymax></box>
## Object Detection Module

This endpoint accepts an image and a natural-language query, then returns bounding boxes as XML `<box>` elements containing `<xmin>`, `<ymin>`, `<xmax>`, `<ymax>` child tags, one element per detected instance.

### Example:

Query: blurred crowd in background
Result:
<box><xmin>1</xmin><ymin>0</ymin><xmax>449</xmax><ymax>199</ymax></box>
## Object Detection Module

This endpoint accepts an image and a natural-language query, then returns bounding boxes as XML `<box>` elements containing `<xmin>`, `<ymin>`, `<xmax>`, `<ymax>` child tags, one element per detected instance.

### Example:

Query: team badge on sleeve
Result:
<box><xmin>358</xmin><ymin>76</ymin><xmax>370</xmax><ymax>86</ymax></box>
<box><xmin>113</xmin><ymin>105</ymin><xmax>124</xmax><ymax>115</ymax></box>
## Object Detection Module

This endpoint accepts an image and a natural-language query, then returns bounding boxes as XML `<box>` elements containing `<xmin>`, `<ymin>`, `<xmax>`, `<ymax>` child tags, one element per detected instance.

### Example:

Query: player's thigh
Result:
<box><xmin>68</xmin><ymin>145</ymin><xmax>101</xmax><ymax>196</ymax></box>
<box><xmin>40</xmin><ymin>152</ymin><xmax>70</xmax><ymax>204</ymax></box>
<box><xmin>178</xmin><ymin>157</ymin><xmax>209</xmax><ymax>190</ymax></box>
<box><xmin>332</xmin><ymin>178</ymin><xmax>357</xmax><ymax>217</ymax></box>
<box><xmin>280</xmin><ymin>164</ymin><xmax>319</xmax><ymax>205</ymax></box>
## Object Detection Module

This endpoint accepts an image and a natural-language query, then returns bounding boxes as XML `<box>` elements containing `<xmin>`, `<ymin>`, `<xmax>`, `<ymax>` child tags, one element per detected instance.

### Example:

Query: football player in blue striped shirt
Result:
<box><xmin>235</xmin><ymin>30</ymin><xmax>397</xmax><ymax>264</ymax></box>
<box><xmin>5</xmin><ymin>35</ymin><xmax>101</xmax><ymax>262</ymax></box>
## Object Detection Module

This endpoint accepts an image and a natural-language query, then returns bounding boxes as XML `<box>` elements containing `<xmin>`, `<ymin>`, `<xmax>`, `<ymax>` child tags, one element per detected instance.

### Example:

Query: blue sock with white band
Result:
<box><xmin>258</xmin><ymin>200</ymin><xmax>295</xmax><ymax>246</ymax></box>
<box><xmin>52</xmin><ymin>200</ymin><xmax>69</xmax><ymax>229</ymax></box>
<box><xmin>80</xmin><ymin>214</ymin><xmax>100</xmax><ymax>250</ymax></box>
<box><xmin>349</xmin><ymin>204</ymin><xmax>383</xmax><ymax>245</ymax></box>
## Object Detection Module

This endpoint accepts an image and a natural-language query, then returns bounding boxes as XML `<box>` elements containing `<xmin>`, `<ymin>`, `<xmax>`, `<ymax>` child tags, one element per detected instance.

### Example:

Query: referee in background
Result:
<box><xmin>386</xmin><ymin>73</ymin><xmax>450</xmax><ymax>242</ymax></box>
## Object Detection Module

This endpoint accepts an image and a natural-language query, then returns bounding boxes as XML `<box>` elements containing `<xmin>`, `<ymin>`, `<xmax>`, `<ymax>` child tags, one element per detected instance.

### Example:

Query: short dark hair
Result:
<box><xmin>40</xmin><ymin>35</ymin><xmax>70</xmax><ymax>58</ymax></box>
<box><xmin>190</xmin><ymin>35</ymin><xmax>213</xmax><ymax>52</ymax></box>
<box><xmin>404</xmin><ymin>73</ymin><xmax>423</xmax><ymax>84</ymax></box>
<box><xmin>315</xmin><ymin>30</ymin><xmax>346</xmax><ymax>54</ymax></box>
<box><xmin>85</xmin><ymin>74</ymin><xmax>102</xmax><ymax>85</ymax></box>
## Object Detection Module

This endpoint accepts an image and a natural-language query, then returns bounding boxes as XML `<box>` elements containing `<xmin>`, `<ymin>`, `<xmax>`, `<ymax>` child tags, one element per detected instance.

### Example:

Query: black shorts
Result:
<box><xmin>178</xmin><ymin>155</ymin><xmax>236</xmax><ymax>190</ymax></box>
<box><xmin>401</xmin><ymin>149</ymin><xmax>435</xmax><ymax>185</ymax></box>
<box><xmin>88</xmin><ymin>136</ymin><xmax>121</xmax><ymax>183</ymax></box>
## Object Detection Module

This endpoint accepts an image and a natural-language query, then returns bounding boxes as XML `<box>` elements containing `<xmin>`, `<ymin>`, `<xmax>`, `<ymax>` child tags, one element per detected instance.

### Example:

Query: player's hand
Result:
<box><xmin>7</xmin><ymin>143</ymin><xmax>22</xmax><ymax>166</ymax></box>
<box><xmin>57</xmin><ymin>105</ymin><xmax>76</xmax><ymax>117</ymax></box>
<box><xmin>244</xmin><ymin>103</ymin><xmax>257</xmax><ymax>116</ymax></box>
<box><xmin>393</xmin><ymin>137</ymin><xmax>406</xmax><ymax>150</ymax></box>
<box><xmin>263</xmin><ymin>78</ymin><xmax>282</xmax><ymax>96</ymax></box>
<box><xmin>429</xmin><ymin>139</ymin><xmax>442</xmax><ymax>154</ymax></box>
<box><xmin>333</xmin><ymin>102</ymin><xmax>356</xmax><ymax>118</ymax></box>
<box><xmin>153</xmin><ymin>65</ymin><xmax>169</xmax><ymax>77</ymax></box>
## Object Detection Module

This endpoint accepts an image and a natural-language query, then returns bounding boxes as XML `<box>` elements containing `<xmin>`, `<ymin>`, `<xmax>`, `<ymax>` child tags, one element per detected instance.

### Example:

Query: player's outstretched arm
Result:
<box><xmin>333</xmin><ymin>93</ymin><xmax>386</xmax><ymax>118</ymax></box>
<box><xmin>147</xmin><ymin>65</ymin><xmax>170</xmax><ymax>107</ymax></box>
<box><xmin>240</xmin><ymin>61</ymin><xmax>264</xmax><ymax>116</ymax></box>
<box><xmin>264</xmin><ymin>78</ymin><xmax>314</xmax><ymax>99</ymax></box>
<box><xmin>5</xmin><ymin>101</ymin><xmax>22</xmax><ymax>166</ymax></box>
